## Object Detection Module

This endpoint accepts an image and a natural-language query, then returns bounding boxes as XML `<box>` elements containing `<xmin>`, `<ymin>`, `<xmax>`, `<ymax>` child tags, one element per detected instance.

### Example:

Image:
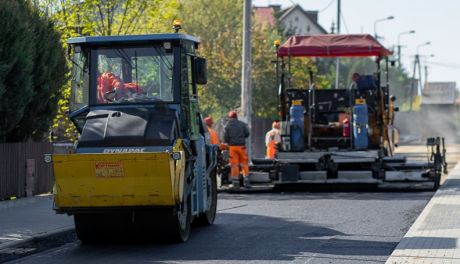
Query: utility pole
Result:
<box><xmin>337</xmin><ymin>0</ymin><xmax>341</xmax><ymax>35</ymax></box>
<box><xmin>335</xmin><ymin>0</ymin><xmax>341</xmax><ymax>89</ymax></box>
<box><xmin>424</xmin><ymin>64</ymin><xmax>428</xmax><ymax>87</ymax></box>
<box><xmin>241</xmin><ymin>0</ymin><xmax>252</xmax><ymax>159</ymax></box>
<box><xmin>409</xmin><ymin>55</ymin><xmax>420</xmax><ymax>111</ymax></box>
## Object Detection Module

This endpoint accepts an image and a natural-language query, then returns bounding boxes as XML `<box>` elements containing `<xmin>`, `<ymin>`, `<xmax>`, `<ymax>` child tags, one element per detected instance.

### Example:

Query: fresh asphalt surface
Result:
<box><xmin>7</xmin><ymin>190</ymin><xmax>433</xmax><ymax>264</ymax></box>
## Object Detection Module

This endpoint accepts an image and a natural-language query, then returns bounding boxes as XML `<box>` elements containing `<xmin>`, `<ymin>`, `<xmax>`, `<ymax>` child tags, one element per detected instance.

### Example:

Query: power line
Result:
<box><xmin>426</xmin><ymin>61</ymin><xmax>460</xmax><ymax>69</ymax></box>
<box><xmin>340</xmin><ymin>10</ymin><xmax>350</xmax><ymax>33</ymax></box>
<box><xmin>319</xmin><ymin>0</ymin><xmax>335</xmax><ymax>12</ymax></box>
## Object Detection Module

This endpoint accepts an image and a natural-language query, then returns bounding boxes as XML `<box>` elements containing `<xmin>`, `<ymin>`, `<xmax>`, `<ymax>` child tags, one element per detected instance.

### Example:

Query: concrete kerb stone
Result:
<box><xmin>0</xmin><ymin>226</ymin><xmax>74</xmax><ymax>252</ymax></box>
<box><xmin>0</xmin><ymin>194</ymin><xmax>74</xmax><ymax>251</ymax></box>
<box><xmin>386</xmin><ymin>161</ymin><xmax>460</xmax><ymax>263</ymax></box>
<box><xmin>0</xmin><ymin>194</ymin><xmax>53</xmax><ymax>210</ymax></box>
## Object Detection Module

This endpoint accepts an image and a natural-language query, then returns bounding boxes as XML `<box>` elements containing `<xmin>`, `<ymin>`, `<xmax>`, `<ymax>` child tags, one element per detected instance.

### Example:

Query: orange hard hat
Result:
<box><xmin>228</xmin><ymin>111</ymin><xmax>237</xmax><ymax>118</ymax></box>
<box><xmin>272</xmin><ymin>121</ymin><xmax>280</xmax><ymax>129</ymax></box>
<box><xmin>204</xmin><ymin>116</ymin><xmax>213</xmax><ymax>126</ymax></box>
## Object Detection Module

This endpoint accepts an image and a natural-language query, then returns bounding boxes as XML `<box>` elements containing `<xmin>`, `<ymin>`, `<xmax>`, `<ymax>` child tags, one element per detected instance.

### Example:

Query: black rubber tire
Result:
<box><xmin>195</xmin><ymin>169</ymin><xmax>218</xmax><ymax>226</ymax></box>
<box><xmin>74</xmin><ymin>213</ymin><xmax>103</xmax><ymax>244</ymax></box>
<box><xmin>75</xmin><ymin>213</ymin><xmax>131</xmax><ymax>244</ymax></box>
<box><xmin>163</xmin><ymin>194</ymin><xmax>191</xmax><ymax>243</ymax></box>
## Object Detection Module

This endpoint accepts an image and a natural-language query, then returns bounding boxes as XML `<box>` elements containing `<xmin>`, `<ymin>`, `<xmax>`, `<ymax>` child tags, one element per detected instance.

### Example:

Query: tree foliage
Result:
<box><xmin>39</xmin><ymin>0</ymin><xmax>414</xmax><ymax>141</ymax></box>
<box><xmin>0</xmin><ymin>0</ymin><xmax>67</xmax><ymax>142</ymax></box>
<box><xmin>38</xmin><ymin>0</ymin><xmax>179</xmax><ymax>141</ymax></box>
<box><xmin>314</xmin><ymin>57</ymin><xmax>412</xmax><ymax>102</ymax></box>
<box><xmin>179</xmin><ymin>0</ymin><xmax>243</xmax><ymax>120</ymax></box>
<box><xmin>179</xmin><ymin>0</ymin><xmax>284</xmax><ymax>120</ymax></box>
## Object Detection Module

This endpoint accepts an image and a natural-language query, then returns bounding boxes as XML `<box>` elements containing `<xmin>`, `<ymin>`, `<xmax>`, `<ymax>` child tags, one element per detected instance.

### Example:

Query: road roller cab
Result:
<box><xmin>51</xmin><ymin>33</ymin><xmax>218</xmax><ymax>243</ymax></box>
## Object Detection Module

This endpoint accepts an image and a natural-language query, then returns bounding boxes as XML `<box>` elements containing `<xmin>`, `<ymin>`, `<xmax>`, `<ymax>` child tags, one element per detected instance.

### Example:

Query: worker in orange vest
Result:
<box><xmin>223</xmin><ymin>111</ymin><xmax>250</xmax><ymax>189</ymax></box>
<box><xmin>265</xmin><ymin>121</ymin><xmax>281</xmax><ymax>159</ymax></box>
<box><xmin>204</xmin><ymin>116</ymin><xmax>220</xmax><ymax>145</ymax></box>
<box><xmin>97</xmin><ymin>72</ymin><xmax>142</xmax><ymax>103</ymax></box>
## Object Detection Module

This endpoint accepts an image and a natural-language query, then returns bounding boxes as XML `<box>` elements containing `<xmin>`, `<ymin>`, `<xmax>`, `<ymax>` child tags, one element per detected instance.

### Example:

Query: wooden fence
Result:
<box><xmin>0</xmin><ymin>141</ymin><xmax>54</xmax><ymax>200</ymax></box>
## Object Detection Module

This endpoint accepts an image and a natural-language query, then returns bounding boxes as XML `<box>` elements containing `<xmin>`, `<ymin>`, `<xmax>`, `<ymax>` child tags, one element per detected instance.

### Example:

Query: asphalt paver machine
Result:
<box><xmin>49</xmin><ymin>33</ymin><xmax>218</xmax><ymax>243</ymax></box>
<box><xmin>253</xmin><ymin>34</ymin><xmax>447</xmax><ymax>189</ymax></box>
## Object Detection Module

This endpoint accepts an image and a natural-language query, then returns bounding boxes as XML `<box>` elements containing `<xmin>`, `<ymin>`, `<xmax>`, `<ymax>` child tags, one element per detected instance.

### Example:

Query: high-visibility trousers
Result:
<box><xmin>228</xmin><ymin>145</ymin><xmax>249</xmax><ymax>178</ymax></box>
<box><xmin>266</xmin><ymin>140</ymin><xmax>277</xmax><ymax>159</ymax></box>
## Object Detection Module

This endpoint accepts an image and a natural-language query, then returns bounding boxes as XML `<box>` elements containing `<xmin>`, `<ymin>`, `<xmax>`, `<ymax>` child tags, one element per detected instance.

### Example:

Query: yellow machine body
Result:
<box><xmin>53</xmin><ymin>151</ymin><xmax>185</xmax><ymax>209</ymax></box>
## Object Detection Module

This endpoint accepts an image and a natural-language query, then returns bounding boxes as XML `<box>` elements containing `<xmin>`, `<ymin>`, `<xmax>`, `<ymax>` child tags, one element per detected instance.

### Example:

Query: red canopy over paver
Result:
<box><xmin>277</xmin><ymin>34</ymin><xmax>392</xmax><ymax>58</ymax></box>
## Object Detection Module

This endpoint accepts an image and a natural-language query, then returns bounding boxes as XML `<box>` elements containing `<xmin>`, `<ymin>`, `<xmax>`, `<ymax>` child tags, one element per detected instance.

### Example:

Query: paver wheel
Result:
<box><xmin>195</xmin><ymin>169</ymin><xmax>218</xmax><ymax>226</ymax></box>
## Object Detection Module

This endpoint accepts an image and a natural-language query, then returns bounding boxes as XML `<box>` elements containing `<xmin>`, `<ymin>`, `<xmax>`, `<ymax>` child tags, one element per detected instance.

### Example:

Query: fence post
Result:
<box><xmin>25</xmin><ymin>158</ymin><xmax>36</xmax><ymax>197</ymax></box>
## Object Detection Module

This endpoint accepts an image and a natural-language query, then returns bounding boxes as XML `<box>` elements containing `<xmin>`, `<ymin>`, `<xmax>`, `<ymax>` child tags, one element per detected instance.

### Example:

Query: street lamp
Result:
<box><xmin>397</xmin><ymin>30</ymin><xmax>416</xmax><ymax>67</ymax></box>
<box><xmin>409</xmin><ymin>42</ymin><xmax>431</xmax><ymax>111</ymax></box>
<box><xmin>374</xmin><ymin>16</ymin><xmax>395</xmax><ymax>39</ymax></box>
<box><xmin>417</xmin><ymin>41</ymin><xmax>431</xmax><ymax>54</ymax></box>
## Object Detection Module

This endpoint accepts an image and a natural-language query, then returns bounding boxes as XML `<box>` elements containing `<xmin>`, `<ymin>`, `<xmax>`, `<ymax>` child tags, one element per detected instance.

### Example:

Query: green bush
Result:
<box><xmin>0</xmin><ymin>0</ymin><xmax>67</xmax><ymax>142</ymax></box>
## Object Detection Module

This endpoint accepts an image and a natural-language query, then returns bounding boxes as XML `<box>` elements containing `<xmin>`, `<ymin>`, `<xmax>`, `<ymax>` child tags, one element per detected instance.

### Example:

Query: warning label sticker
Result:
<box><xmin>94</xmin><ymin>161</ymin><xmax>124</xmax><ymax>178</ymax></box>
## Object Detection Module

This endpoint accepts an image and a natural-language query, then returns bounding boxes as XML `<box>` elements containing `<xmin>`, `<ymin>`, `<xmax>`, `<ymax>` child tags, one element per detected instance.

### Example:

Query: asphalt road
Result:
<box><xmin>8</xmin><ymin>191</ymin><xmax>433</xmax><ymax>264</ymax></box>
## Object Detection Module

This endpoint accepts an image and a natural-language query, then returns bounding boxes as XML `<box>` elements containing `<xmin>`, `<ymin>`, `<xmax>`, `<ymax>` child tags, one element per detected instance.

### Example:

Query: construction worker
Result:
<box><xmin>265</xmin><ymin>121</ymin><xmax>281</xmax><ymax>159</ymax></box>
<box><xmin>388</xmin><ymin>95</ymin><xmax>397</xmax><ymax>126</ymax></box>
<box><xmin>204</xmin><ymin>116</ymin><xmax>220</xmax><ymax>145</ymax></box>
<box><xmin>349</xmin><ymin>72</ymin><xmax>361</xmax><ymax>89</ymax></box>
<box><xmin>223</xmin><ymin>111</ymin><xmax>250</xmax><ymax>189</ymax></box>
<box><xmin>97</xmin><ymin>72</ymin><xmax>142</xmax><ymax>103</ymax></box>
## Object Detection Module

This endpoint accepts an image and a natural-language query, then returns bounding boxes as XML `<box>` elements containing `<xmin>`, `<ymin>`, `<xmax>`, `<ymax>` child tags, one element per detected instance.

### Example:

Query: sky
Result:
<box><xmin>253</xmin><ymin>0</ymin><xmax>460</xmax><ymax>87</ymax></box>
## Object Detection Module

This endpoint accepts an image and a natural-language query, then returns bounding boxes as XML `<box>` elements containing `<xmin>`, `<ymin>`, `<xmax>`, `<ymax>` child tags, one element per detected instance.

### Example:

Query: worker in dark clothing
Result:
<box><xmin>223</xmin><ymin>111</ymin><xmax>250</xmax><ymax>189</ymax></box>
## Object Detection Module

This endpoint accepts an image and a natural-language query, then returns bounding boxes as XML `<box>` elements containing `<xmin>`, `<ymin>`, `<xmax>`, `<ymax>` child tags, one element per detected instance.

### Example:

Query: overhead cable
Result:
<box><xmin>319</xmin><ymin>0</ymin><xmax>335</xmax><ymax>12</ymax></box>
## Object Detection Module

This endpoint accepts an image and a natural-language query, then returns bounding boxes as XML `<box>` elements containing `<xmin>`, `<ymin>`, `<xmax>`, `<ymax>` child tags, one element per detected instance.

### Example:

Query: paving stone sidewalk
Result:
<box><xmin>387</xmin><ymin>162</ymin><xmax>460</xmax><ymax>264</ymax></box>
<box><xmin>0</xmin><ymin>195</ymin><xmax>73</xmax><ymax>249</ymax></box>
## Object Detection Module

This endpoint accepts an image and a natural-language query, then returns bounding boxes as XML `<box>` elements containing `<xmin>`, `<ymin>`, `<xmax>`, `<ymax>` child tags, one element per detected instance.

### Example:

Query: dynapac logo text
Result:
<box><xmin>103</xmin><ymin>148</ymin><xmax>146</xmax><ymax>153</ymax></box>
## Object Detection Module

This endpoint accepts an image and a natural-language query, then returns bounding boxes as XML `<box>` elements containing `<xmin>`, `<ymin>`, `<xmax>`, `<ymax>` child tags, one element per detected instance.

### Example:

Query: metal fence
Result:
<box><xmin>0</xmin><ymin>141</ymin><xmax>53</xmax><ymax>200</ymax></box>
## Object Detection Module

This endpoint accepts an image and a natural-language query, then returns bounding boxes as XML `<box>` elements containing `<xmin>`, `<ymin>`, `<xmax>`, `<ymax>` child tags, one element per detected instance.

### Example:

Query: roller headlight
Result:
<box><xmin>171</xmin><ymin>152</ymin><xmax>182</xmax><ymax>161</ymax></box>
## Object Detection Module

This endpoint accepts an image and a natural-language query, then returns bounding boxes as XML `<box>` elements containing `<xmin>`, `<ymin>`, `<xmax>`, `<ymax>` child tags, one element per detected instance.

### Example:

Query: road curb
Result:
<box><xmin>0</xmin><ymin>194</ymin><xmax>53</xmax><ymax>210</ymax></box>
<box><xmin>385</xmin><ymin>161</ymin><xmax>460</xmax><ymax>263</ymax></box>
<box><xmin>0</xmin><ymin>226</ymin><xmax>74</xmax><ymax>251</ymax></box>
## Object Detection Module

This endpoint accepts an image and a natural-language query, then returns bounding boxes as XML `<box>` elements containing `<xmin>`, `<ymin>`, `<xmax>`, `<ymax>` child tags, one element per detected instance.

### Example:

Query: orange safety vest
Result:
<box><xmin>265</xmin><ymin>129</ymin><xmax>280</xmax><ymax>159</ymax></box>
<box><xmin>207</xmin><ymin>127</ymin><xmax>220</xmax><ymax>145</ymax></box>
<box><xmin>97</xmin><ymin>72</ymin><xmax>142</xmax><ymax>103</ymax></box>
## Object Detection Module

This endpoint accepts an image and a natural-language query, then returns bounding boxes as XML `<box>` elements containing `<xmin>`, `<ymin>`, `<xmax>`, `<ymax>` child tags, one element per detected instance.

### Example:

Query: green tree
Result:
<box><xmin>180</xmin><ymin>0</ymin><xmax>286</xmax><ymax>120</ymax></box>
<box><xmin>37</xmin><ymin>0</ymin><xmax>179</xmax><ymax>141</ymax></box>
<box><xmin>0</xmin><ymin>0</ymin><xmax>67</xmax><ymax>142</ymax></box>
<box><xmin>179</xmin><ymin>0</ymin><xmax>243</xmax><ymax>120</ymax></box>
<box><xmin>251</xmin><ymin>23</ymin><xmax>282</xmax><ymax>119</ymax></box>
<box><xmin>313</xmin><ymin>57</ymin><xmax>412</xmax><ymax>98</ymax></box>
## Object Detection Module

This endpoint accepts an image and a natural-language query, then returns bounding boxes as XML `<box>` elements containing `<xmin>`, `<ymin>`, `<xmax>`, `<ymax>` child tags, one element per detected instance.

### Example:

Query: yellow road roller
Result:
<box><xmin>50</xmin><ymin>32</ymin><xmax>218</xmax><ymax>243</ymax></box>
